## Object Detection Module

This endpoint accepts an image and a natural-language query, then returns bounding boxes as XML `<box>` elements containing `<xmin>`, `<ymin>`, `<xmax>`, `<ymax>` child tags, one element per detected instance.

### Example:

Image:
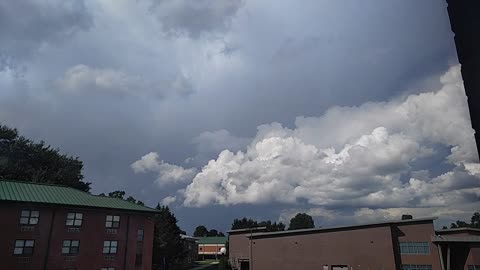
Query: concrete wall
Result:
<box><xmin>0</xmin><ymin>202</ymin><xmax>154</xmax><ymax>270</ymax></box>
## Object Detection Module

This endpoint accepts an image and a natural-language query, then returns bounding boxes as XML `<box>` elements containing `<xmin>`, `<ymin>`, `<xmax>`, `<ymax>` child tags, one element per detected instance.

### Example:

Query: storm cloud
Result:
<box><xmin>0</xmin><ymin>0</ymin><xmax>474</xmax><ymax>232</ymax></box>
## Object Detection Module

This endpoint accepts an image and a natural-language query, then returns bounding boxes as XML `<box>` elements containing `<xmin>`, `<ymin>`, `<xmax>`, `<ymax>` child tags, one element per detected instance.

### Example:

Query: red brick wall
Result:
<box><xmin>0</xmin><ymin>202</ymin><xmax>154</xmax><ymax>270</ymax></box>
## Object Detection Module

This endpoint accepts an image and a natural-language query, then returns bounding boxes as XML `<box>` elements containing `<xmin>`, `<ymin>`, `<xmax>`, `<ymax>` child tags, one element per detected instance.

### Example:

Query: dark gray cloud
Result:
<box><xmin>0</xmin><ymin>0</ymin><xmax>472</xmax><ymax>234</ymax></box>
<box><xmin>148</xmin><ymin>0</ymin><xmax>244</xmax><ymax>38</ymax></box>
<box><xmin>0</xmin><ymin>0</ymin><xmax>92</xmax><ymax>70</ymax></box>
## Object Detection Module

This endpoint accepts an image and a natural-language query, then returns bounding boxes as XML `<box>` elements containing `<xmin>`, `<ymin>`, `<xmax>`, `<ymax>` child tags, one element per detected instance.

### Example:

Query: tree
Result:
<box><xmin>207</xmin><ymin>229</ymin><xmax>218</xmax><ymax>237</ymax></box>
<box><xmin>101</xmin><ymin>190</ymin><xmax>144</xmax><ymax>205</ymax></box>
<box><xmin>288</xmin><ymin>213</ymin><xmax>315</xmax><ymax>230</ymax></box>
<box><xmin>108</xmin><ymin>190</ymin><xmax>126</xmax><ymax>199</ymax></box>
<box><xmin>193</xmin><ymin>225</ymin><xmax>208</xmax><ymax>237</ymax></box>
<box><xmin>471</xmin><ymin>212</ymin><xmax>480</xmax><ymax>228</ymax></box>
<box><xmin>152</xmin><ymin>205</ymin><xmax>185</xmax><ymax>269</ymax></box>
<box><xmin>231</xmin><ymin>217</ymin><xmax>285</xmax><ymax>232</ymax></box>
<box><xmin>0</xmin><ymin>124</ymin><xmax>91</xmax><ymax>191</ymax></box>
<box><xmin>448</xmin><ymin>212</ymin><xmax>480</xmax><ymax>229</ymax></box>
<box><xmin>218</xmin><ymin>232</ymin><xmax>225</xmax><ymax>237</ymax></box>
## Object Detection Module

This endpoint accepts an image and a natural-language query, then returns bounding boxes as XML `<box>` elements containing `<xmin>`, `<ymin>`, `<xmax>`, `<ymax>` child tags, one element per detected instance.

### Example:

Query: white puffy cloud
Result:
<box><xmin>131</xmin><ymin>152</ymin><xmax>197</xmax><ymax>186</ymax></box>
<box><xmin>55</xmin><ymin>65</ymin><xmax>194</xmax><ymax>98</ymax></box>
<box><xmin>161</xmin><ymin>196</ymin><xmax>177</xmax><ymax>206</ymax></box>
<box><xmin>181</xmin><ymin>65</ymin><xmax>480</xmax><ymax>215</ymax></box>
<box><xmin>147</xmin><ymin>0</ymin><xmax>244</xmax><ymax>38</ymax></box>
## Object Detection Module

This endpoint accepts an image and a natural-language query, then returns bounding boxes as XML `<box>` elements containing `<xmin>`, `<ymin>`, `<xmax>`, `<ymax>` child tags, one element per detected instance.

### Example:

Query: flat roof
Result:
<box><xmin>436</xmin><ymin>227</ymin><xmax>480</xmax><ymax>234</ymax></box>
<box><xmin>249</xmin><ymin>217</ymin><xmax>437</xmax><ymax>238</ymax></box>
<box><xmin>227</xmin><ymin>227</ymin><xmax>268</xmax><ymax>234</ymax></box>
<box><xmin>432</xmin><ymin>235</ymin><xmax>480</xmax><ymax>243</ymax></box>
<box><xmin>0</xmin><ymin>180</ymin><xmax>158</xmax><ymax>213</ymax></box>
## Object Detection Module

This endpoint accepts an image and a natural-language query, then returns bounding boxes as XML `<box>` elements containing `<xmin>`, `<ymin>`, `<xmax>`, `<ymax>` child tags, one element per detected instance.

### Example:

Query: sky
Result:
<box><xmin>1</xmin><ymin>0</ymin><xmax>479</xmax><ymax>234</ymax></box>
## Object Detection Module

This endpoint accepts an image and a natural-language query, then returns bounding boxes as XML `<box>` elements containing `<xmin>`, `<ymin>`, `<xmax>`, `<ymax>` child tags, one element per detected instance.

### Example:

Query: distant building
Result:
<box><xmin>197</xmin><ymin>236</ymin><xmax>227</xmax><ymax>260</ymax></box>
<box><xmin>0</xmin><ymin>180</ymin><xmax>157</xmax><ymax>270</ymax></box>
<box><xmin>180</xmin><ymin>234</ymin><xmax>198</xmax><ymax>264</ymax></box>
<box><xmin>228</xmin><ymin>217</ymin><xmax>480</xmax><ymax>270</ymax></box>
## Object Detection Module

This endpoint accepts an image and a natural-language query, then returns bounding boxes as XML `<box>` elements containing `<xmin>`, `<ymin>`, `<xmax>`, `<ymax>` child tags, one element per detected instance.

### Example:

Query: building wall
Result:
<box><xmin>251</xmin><ymin>226</ymin><xmax>397</xmax><ymax>270</ymax></box>
<box><xmin>229</xmin><ymin>233</ymin><xmax>252</xmax><ymax>269</ymax></box>
<box><xmin>198</xmin><ymin>244</ymin><xmax>225</xmax><ymax>255</ymax></box>
<box><xmin>394</xmin><ymin>222</ymin><xmax>441</xmax><ymax>269</ymax></box>
<box><xmin>0</xmin><ymin>202</ymin><xmax>154</xmax><ymax>270</ymax></box>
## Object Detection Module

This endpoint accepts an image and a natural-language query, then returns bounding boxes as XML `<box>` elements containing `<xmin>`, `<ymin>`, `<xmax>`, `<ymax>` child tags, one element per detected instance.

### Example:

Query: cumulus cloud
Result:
<box><xmin>181</xmin><ymin>65</ymin><xmax>480</xmax><ymax>214</ymax></box>
<box><xmin>131</xmin><ymin>152</ymin><xmax>197</xmax><ymax>186</ymax></box>
<box><xmin>147</xmin><ymin>0</ymin><xmax>244</xmax><ymax>38</ymax></box>
<box><xmin>161</xmin><ymin>196</ymin><xmax>177</xmax><ymax>206</ymax></box>
<box><xmin>55</xmin><ymin>65</ymin><xmax>194</xmax><ymax>98</ymax></box>
<box><xmin>0</xmin><ymin>0</ymin><xmax>92</xmax><ymax>70</ymax></box>
<box><xmin>187</xmin><ymin>129</ymin><xmax>250</xmax><ymax>166</ymax></box>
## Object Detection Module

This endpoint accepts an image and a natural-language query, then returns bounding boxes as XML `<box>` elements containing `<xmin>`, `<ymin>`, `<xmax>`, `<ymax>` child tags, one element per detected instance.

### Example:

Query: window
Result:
<box><xmin>105</xmin><ymin>215</ymin><xmax>120</xmax><ymax>228</ymax></box>
<box><xmin>469</xmin><ymin>266</ymin><xmax>480</xmax><ymax>270</ymax></box>
<box><xmin>401</xmin><ymin>265</ymin><xmax>432</xmax><ymax>270</ymax></box>
<box><xmin>101</xmin><ymin>268</ymin><xmax>115</xmax><ymax>270</ymax></box>
<box><xmin>399</xmin><ymin>242</ymin><xmax>430</xmax><ymax>254</ymax></box>
<box><xmin>62</xmin><ymin>240</ymin><xmax>80</xmax><ymax>255</ymax></box>
<box><xmin>14</xmin><ymin>240</ymin><xmax>35</xmax><ymax>255</ymax></box>
<box><xmin>137</xmin><ymin>229</ymin><xmax>144</xmax><ymax>241</ymax></box>
<box><xmin>20</xmin><ymin>210</ymin><xmax>39</xmax><ymax>225</ymax></box>
<box><xmin>103</xmin><ymin>241</ymin><xmax>118</xmax><ymax>254</ymax></box>
<box><xmin>66</xmin><ymin>213</ymin><xmax>83</xmax><ymax>226</ymax></box>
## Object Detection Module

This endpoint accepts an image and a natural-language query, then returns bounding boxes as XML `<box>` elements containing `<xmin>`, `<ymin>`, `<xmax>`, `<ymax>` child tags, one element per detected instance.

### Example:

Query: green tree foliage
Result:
<box><xmin>100</xmin><ymin>190</ymin><xmax>144</xmax><ymax>205</ymax></box>
<box><xmin>218</xmin><ymin>231</ymin><xmax>225</xmax><ymax>237</ymax></box>
<box><xmin>0</xmin><ymin>124</ymin><xmax>90</xmax><ymax>191</ymax></box>
<box><xmin>231</xmin><ymin>217</ymin><xmax>286</xmax><ymax>232</ymax></box>
<box><xmin>152</xmin><ymin>205</ymin><xmax>185</xmax><ymax>269</ymax></box>
<box><xmin>449</xmin><ymin>212</ymin><xmax>480</xmax><ymax>229</ymax></box>
<box><xmin>288</xmin><ymin>213</ymin><xmax>315</xmax><ymax>230</ymax></box>
<box><xmin>207</xmin><ymin>229</ymin><xmax>218</xmax><ymax>237</ymax></box>
<box><xmin>193</xmin><ymin>225</ymin><xmax>208</xmax><ymax>237</ymax></box>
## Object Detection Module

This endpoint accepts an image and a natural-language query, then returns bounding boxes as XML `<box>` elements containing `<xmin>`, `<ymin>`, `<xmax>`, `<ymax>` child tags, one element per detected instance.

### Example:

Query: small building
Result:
<box><xmin>180</xmin><ymin>234</ymin><xmax>199</xmax><ymax>264</ymax></box>
<box><xmin>0</xmin><ymin>180</ymin><xmax>157</xmax><ymax>270</ymax></box>
<box><xmin>228</xmin><ymin>217</ymin><xmax>480</xmax><ymax>270</ymax></box>
<box><xmin>197</xmin><ymin>236</ymin><xmax>227</xmax><ymax>260</ymax></box>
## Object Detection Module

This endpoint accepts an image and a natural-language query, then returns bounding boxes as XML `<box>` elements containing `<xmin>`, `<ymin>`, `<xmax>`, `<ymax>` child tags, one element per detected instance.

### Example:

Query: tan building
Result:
<box><xmin>228</xmin><ymin>217</ymin><xmax>480</xmax><ymax>270</ymax></box>
<box><xmin>197</xmin><ymin>236</ymin><xmax>227</xmax><ymax>260</ymax></box>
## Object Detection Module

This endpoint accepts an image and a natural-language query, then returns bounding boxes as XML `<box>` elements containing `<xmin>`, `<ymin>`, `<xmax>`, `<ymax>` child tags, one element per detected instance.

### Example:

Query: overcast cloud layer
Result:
<box><xmin>1</xmin><ymin>0</ymin><xmax>477</xmax><ymax>233</ymax></box>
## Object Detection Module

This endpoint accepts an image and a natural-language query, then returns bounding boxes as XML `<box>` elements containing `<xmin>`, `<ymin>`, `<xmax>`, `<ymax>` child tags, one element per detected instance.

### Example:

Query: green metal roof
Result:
<box><xmin>0</xmin><ymin>180</ymin><xmax>157</xmax><ymax>213</ymax></box>
<box><xmin>197</xmin><ymin>237</ymin><xmax>227</xmax><ymax>245</ymax></box>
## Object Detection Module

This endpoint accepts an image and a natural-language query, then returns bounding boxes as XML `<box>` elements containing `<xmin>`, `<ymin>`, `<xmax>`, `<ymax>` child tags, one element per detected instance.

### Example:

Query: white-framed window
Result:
<box><xmin>101</xmin><ymin>268</ymin><xmax>115</xmax><ymax>270</ymax></box>
<box><xmin>66</xmin><ymin>213</ymin><xmax>83</xmax><ymax>226</ymax></box>
<box><xmin>14</xmin><ymin>240</ymin><xmax>35</xmax><ymax>255</ymax></box>
<box><xmin>62</xmin><ymin>240</ymin><xmax>80</xmax><ymax>255</ymax></box>
<box><xmin>103</xmin><ymin>240</ymin><xmax>118</xmax><ymax>254</ymax></box>
<box><xmin>20</xmin><ymin>210</ymin><xmax>39</xmax><ymax>225</ymax></box>
<box><xmin>105</xmin><ymin>215</ymin><xmax>120</xmax><ymax>228</ymax></box>
<box><xmin>137</xmin><ymin>229</ymin><xmax>144</xmax><ymax>241</ymax></box>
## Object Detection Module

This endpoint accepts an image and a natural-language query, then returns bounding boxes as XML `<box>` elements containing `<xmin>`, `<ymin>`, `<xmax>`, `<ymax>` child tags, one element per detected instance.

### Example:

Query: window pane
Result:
<box><xmin>31</xmin><ymin>211</ymin><xmax>39</xmax><ymax>217</ymax></box>
<box><xmin>106</xmin><ymin>221</ymin><xmax>112</xmax><ymax>227</ymax></box>
<box><xmin>113</xmin><ymin>216</ymin><xmax>120</xmax><ymax>222</ymax></box>
<box><xmin>111</xmin><ymin>241</ymin><xmax>117</xmax><ymax>247</ymax></box>
<box><xmin>66</xmin><ymin>219</ymin><xmax>74</xmax><ymax>226</ymax></box>
<box><xmin>63</xmin><ymin>240</ymin><xmax>71</xmax><ymax>246</ymax></box>
<box><xmin>72</xmin><ymin>241</ymin><xmax>79</xmax><ymax>247</ymax></box>
<box><xmin>104</xmin><ymin>241</ymin><xmax>110</xmax><ymax>247</ymax></box>
<box><xmin>20</xmin><ymin>217</ymin><xmax>29</xmax><ymax>224</ymax></box>
<box><xmin>111</xmin><ymin>247</ymin><xmax>117</xmax><ymax>254</ymax></box>
<box><xmin>74</xmin><ymin>220</ymin><xmax>82</xmax><ymax>226</ymax></box>
<box><xmin>30</xmin><ymin>217</ymin><xmax>39</xmax><ymax>225</ymax></box>
<box><xmin>71</xmin><ymin>247</ymin><xmax>79</xmax><ymax>254</ymax></box>
<box><xmin>76</xmin><ymin>213</ymin><xmax>83</xmax><ymax>219</ymax></box>
<box><xmin>106</xmin><ymin>215</ymin><xmax>112</xmax><ymax>221</ymax></box>
<box><xmin>21</xmin><ymin>210</ymin><xmax>30</xmax><ymax>217</ymax></box>
<box><xmin>15</xmin><ymin>240</ymin><xmax>25</xmax><ymax>247</ymax></box>
<box><xmin>103</xmin><ymin>247</ymin><xmax>109</xmax><ymax>253</ymax></box>
<box><xmin>25</xmin><ymin>240</ymin><xmax>34</xmax><ymax>247</ymax></box>
<box><xmin>14</xmin><ymin>247</ymin><xmax>23</xmax><ymax>255</ymax></box>
<box><xmin>24</xmin><ymin>247</ymin><xmax>33</xmax><ymax>255</ymax></box>
<box><xmin>112</xmin><ymin>221</ymin><xmax>119</xmax><ymax>227</ymax></box>
<box><xmin>62</xmin><ymin>247</ymin><xmax>70</xmax><ymax>254</ymax></box>
<box><xmin>67</xmin><ymin>213</ymin><xmax>75</xmax><ymax>219</ymax></box>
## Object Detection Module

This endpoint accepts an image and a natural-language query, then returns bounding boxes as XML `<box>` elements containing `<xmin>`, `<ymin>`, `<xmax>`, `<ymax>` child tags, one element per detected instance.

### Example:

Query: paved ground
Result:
<box><xmin>188</xmin><ymin>261</ymin><xmax>219</xmax><ymax>270</ymax></box>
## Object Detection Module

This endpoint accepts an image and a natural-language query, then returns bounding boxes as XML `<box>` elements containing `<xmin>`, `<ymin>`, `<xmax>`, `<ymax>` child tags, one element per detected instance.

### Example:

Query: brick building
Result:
<box><xmin>197</xmin><ymin>236</ymin><xmax>227</xmax><ymax>260</ymax></box>
<box><xmin>0</xmin><ymin>180</ymin><xmax>157</xmax><ymax>270</ymax></box>
<box><xmin>228</xmin><ymin>217</ymin><xmax>480</xmax><ymax>270</ymax></box>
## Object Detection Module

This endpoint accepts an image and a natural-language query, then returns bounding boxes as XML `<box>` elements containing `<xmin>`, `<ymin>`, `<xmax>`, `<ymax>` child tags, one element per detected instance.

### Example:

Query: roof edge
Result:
<box><xmin>227</xmin><ymin>226</ymin><xmax>268</xmax><ymax>234</ymax></box>
<box><xmin>249</xmin><ymin>217</ymin><xmax>437</xmax><ymax>238</ymax></box>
